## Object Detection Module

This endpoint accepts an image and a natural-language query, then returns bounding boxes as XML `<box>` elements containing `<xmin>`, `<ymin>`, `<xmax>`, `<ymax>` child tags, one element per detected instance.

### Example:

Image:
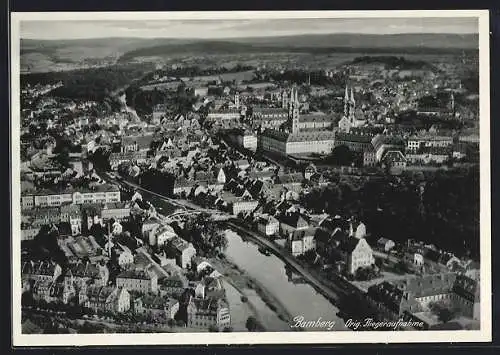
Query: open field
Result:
<box><xmin>20</xmin><ymin>33</ymin><xmax>478</xmax><ymax>73</ymax></box>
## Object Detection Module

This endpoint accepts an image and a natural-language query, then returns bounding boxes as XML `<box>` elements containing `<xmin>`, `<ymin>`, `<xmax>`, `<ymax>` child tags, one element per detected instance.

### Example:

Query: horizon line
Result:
<box><xmin>21</xmin><ymin>32</ymin><xmax>478</xmax><ymax>41</ymax></box>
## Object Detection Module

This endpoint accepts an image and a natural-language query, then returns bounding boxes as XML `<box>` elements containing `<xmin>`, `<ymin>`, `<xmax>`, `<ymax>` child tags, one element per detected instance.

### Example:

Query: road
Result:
<box><xmin>225</xmin><ymin>221</ymin><xmax>357</xmax><ymax>304</ymax></box>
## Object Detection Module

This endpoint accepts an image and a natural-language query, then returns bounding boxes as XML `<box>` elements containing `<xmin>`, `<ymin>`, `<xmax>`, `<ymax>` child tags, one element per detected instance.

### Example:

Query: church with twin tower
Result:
<box><xmin>258</xmin><ymin>86</ymin><xmax>337</xmax><ymax>156</ymax></box>
<box><xmin>338</xmin><ymin>85</ymin><xmax>366</xmax><ymax>133</ymax></box>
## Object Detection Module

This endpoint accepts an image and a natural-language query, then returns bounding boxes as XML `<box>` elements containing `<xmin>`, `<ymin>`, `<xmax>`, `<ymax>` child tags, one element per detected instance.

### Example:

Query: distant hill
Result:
<box><xmin>118</xmin><ymin>33</ymin><xmax>478</xmax><ymax>62</ymax></box>
<box><xmin>21</xmin><ymin>33</ymin><xmax>478</xmax><ymax>72</ymax></box>
<box><xmin>229</xmin><ymin>33</ymin><xmax>478</xmax><ymax>49</ymax></box>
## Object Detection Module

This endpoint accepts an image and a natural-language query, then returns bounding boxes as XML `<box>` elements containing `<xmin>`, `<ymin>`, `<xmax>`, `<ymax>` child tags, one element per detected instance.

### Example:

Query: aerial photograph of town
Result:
<box><xmin>15</xmin><ymin>14</ymin><xmax>483</xmax><ymax>336</ymax></box>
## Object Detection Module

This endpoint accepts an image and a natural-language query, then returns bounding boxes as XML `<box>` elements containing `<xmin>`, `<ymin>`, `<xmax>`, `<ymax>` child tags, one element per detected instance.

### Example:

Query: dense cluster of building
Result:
<box><xmin>19</xmin><ymin>55</ymin><xmax>480</xmax><ymax>332</ymax></box>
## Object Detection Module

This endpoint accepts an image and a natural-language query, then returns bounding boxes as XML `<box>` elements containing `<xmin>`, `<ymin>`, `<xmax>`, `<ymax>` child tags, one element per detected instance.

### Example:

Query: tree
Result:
<box><xmin>429</xmin><ymin>301</ymin><xmax>457</xmax><ymax>323</ymax></box>
<box><xmin>21</xmin><ymin>291</ymin><xmax>34</xmax><ymax>307</ymax></box>
<box><xmin>245</xmin><ymin>316</ymin><xmax>260</xmax><ymax>331</ymax></box>
<box><xmin>329</xmin><ymin>145</ymin><xmax>354</xmax><ymax>166</ymax></box>
<box><xmin>208</xmin><ymin>324</ymin><xmax>219</xmax><ymax>332</ymax></box>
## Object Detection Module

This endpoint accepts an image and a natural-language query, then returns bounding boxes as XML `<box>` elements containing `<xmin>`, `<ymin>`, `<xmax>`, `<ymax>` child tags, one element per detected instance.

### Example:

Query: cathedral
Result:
<box><xmin>259</xmin><ymin>86</ymin><xmax>336</xmax><ymax>156</ymax></box>
<box><xmin>338</xmin><ymin>85</ymin><xmax>366</xmax><ymax>133</ymax></box>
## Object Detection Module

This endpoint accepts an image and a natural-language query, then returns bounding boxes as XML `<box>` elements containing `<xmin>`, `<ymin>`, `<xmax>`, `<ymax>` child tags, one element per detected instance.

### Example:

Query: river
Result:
<box><xmin>223</xmin><ymin>230</ymin><xmax>347</xmax><ymax>331</ymax></box>
<box><xmin>116</xmin><ymin>181</ymin><xmax>347</xmax><ymax>331</ymax></box>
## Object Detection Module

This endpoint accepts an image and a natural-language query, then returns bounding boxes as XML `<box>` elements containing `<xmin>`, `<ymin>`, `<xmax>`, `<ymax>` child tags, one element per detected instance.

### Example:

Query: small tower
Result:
<box><xmin>107</xmin><ymin>221</ymin><xmax>112</xmax><ymax>258</ymax></box>
<box><xmin>349</xmin><ymin>88</ymin><xmax>356</xmax><ymax>121</ymax></box>
<box><xmin>288</xmin><ymin>87</ymin><xmax>295</xmax><ymax>117</ymax></box>
<box><xmin>282</xmin><ymin>90</ymin><xmax>289</xmax><ymax>109</ymax></box>
<box><xmin>234</xmin><ymin>92</ymin><xmax>240</xmax><ymax>109</ymax></box>
<box><xmin>292</xmin><ymin>111</ymin><xmax>299</xmax><ymax>134</ymax></box>
<box><xmin>344</xmin><ymin>85</ymin><xmax>350</xmax><ymax>117</ymax></box>
<box><xmin>450</xmin><ymin>91</ymin><xmax>455</xmax><ymax>112</ymax></box>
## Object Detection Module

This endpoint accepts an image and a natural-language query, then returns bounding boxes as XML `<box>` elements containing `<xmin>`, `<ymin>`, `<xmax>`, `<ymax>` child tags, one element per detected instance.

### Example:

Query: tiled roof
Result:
<box><xmin>121</xmin><ymin>134</ymin><xmax>155</xmax><ymax>150</ymax></box>
<box><xmin>335</xmin><ymin>132</ymin><xmax>374</xmax><ymax>144</ymax></box>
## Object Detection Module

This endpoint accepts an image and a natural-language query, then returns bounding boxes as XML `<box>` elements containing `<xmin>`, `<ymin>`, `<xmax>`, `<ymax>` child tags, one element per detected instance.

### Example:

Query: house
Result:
<box><xmin>366</xmin><ymin>273</ymin><xmax>480</xmax><ymax>324</ymax></box>
<box><xmin>322</xmin><ymin>228</ymin><xmax>374</xmax><ymax>275</ymax></box>
<box><xmin>116</xmin><ymin>244</ymin><xmax>134</xmax><ymax>267</ymax></box>
<box><xmin>173</xmin><ymin>178</ymin><xmax>196</xmax><ymax>196</ymax></box>
<box><xmin>377</xmin><ymin>237</ymin><xmax>396</xmax><ymax>253</ymax></box>
<box><xmin>414</xmin><ymin>253</ymin><xmax>424</xmax><ymax>267</ymax></box>
<box><xmin>222</xmin><ymin>190</ymin><xmax>259</xmax><ymax>216</ymax></box>
<box><xmin>101</xmin><ymin>202</ymin><xmax>131</xmax><ymax>222</ymax></box>
<box><xmin>167</xmin><ymin>236</ymin><xmax>196</xmax><ymax>269</ymax></box>
<box><xmin>304</xmin><ymin>164</ymin><xmax>317</xmax><ymax>180</ymax></box>
<box><xmin>150</xmin><ymin>224</ymin><xmax>177</xmax><ymax>247</ymax></box>
<box><xmin>341</xmin><ymin>237</ymin><xmax>375</xmax><ymax>275</ymax></box>
<box><xmin>383</xmin><ymin>150</ymin><xmax>407</xmax><ymax>171</ymax></box>
<box><xmin>116</xmin><ymin>267</ymin><xmax>158</xmax><ymax>294</ymax></box>
<box><xmin>256</xmin><ymin>215</ymin><xmax>279</xmax><ymax>236</ymax></box>
<box><xmin>121</xmin><ymin>134</ymin><xmax>154</xmax><ymax>153</ymax></box>
<box><xmin>112</xmin><ymin>221</ymin><xmax>123</xmax><ymax>235</ymax></box>
<box><xmin>136</xmin><ymin>293</ymin><xmax>180</xmax><ymax>321</ymax></box>
<box><xmin>141</xmin><ymin>217</ymin><xmax>162</xmax><ymax>239</ymax></box>
<box><xmin>194</xmin><ymin>276</ymin><xmax>225</xmax><ymax>300</ymax></box>
<box><xmin>158</xmin><ymin>275</ymin><xmax>188</xmax><ymax>297</ymax></box>
<box><xmin>279</xmin><ymin>213</ymin><xmax>310</xmax><ymax>237</ymax></box>
<box><xmin>234</xmin><ymin>159</ymin><xmax>250</xmax><ymax>170</ymax></box>
<box><xmin>348</xmin><ymin>219</ymin><xmax>367</xmax><ymax>239</ymax></box>
<box><xmin>216</xmin><ymin>168</ymin><xmax>227</xmax><ymax>184</ymax></box>
<box><xmin>59</xmin><ymin>235</ymin><xmax>104</xmax><ymax>262</ymax></box>
<box><xmin>187</xmin><ymin>298</ymin><xmax>231</xmax><ymax>330</ymax></box>
<box><xmin>287</xmin><ymin>228</ymin><xmax>317</xmax><ymax>257</ymax></box>
<box><xmin>81</xmin><ymin>285</ymin><xmax>130</xmax><ymax>313</ymax></box>
<box><xmin>63</xmin><ymin>261</ymin><xmax>109</xmax><ymax>290</ymax></box>
<box><xmin>442</xmin><ymin>254</ymin><xmax>461</xmax><ymax>271</ymax></box>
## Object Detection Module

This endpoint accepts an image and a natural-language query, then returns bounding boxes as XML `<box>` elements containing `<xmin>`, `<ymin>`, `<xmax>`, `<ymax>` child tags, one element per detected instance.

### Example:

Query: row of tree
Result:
<box><xmin>301</xmin><ymin>167</ymin><xmax>479</xmax><ymax>258</ymax></box>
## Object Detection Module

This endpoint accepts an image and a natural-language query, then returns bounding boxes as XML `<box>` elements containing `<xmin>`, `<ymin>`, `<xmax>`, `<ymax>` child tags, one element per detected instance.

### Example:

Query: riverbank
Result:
<box><xmin>209</xmin><ymin>256</ymin><xmax>293</xmax><ymax>332</ymax></box>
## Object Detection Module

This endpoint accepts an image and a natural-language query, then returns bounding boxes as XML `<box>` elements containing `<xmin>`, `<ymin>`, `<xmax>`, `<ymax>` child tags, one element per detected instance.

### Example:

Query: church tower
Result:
<box><xmin>349</xmin><ymin>88</ymin><xmax>356</xmax><ymax>122</ymax></box>
<box><xmin>290</xmin><ymin>87</ymin><xmax>300</xmax><ymax>134</ymax></box>
<box><xmin>344</xmin><ymin>85</ymin><xmax>350</xmax><ymax>117</ymax></box>
<box><xmin>289</xmin><ymin>87</ymin><xmax>297</xmax><ymax>117</ymax></box>
<box><xmin>234</xmin><ymin>92</ymin><xmax>240</xmax><ymax>109</ymax></box>
<box><xmin>282</xmin><ymin>89</ymin><xmax>289</xmax><ymax>109</ymax></box>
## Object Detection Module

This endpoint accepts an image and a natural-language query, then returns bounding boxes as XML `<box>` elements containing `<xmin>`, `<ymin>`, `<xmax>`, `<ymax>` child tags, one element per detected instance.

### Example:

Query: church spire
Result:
<box><xmin>344</xmin><ymin>85</ymin><xmax>349</xmax><ymax>117</ymax></box>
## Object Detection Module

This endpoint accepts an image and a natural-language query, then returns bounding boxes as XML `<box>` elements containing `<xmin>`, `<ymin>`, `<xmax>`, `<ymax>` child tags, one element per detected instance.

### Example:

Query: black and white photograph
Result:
<box><xmin>10</xmin><ymin>10</ymin><xmax>491</xmax><ymax>345</ymax></box>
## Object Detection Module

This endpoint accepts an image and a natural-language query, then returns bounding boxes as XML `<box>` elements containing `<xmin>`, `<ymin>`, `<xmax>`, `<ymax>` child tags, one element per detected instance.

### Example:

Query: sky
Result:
<box><xmin>20</xmin><ymin>17</ymin><xmax>478</xmax><ymax>40</ymax></box>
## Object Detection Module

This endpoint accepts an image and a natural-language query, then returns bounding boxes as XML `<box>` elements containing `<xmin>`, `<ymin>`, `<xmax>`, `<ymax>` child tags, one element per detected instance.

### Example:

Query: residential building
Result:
<box><xmin>377</xmin><ymin>237</ymin><xmax>396</xmax><ymax>253</ymax></box>
<box><xmin>187</xmin><ymin>298</ymin><xmax>231</xmax><ymax>330</ymax></box>
<box><xmin>167</xmin><ymin>236</ymin><xmax>196</xmax><ymax>269</ymax></box>
<box><xmin>22</xmin><ymin>184</ymin><xmax>120</xmax><ymax>208</ymax></box>
<box><xmin>407</xmin><ymin>135</ymin><xmax>454</xmax><ymax>152</ymax></box>
<box><xmin>121</xmin><ymin>134</ymin><xmax>154</xmax><ymax>153</ymax></box>
<box><xmin>287</xmin><ymin>227</ymin><xmax>317</xmax><ymax>256</ymax></box>
<box><xmin>279</xmin><ymin>213</ymin><xmax>310</xmax><ymax>237</ymax></box>
<box><xmin>116</xmin><ymin>267</ymin><xmax>159</xmax><ymax>294</ymax></box>
<box><xmin>252</xmin><ymin>107</ymin><xmax>288</xmax><ymax>129</ymax></box>
<box><xmin>256</xmin><ymin>215</ymin><xmax>280</xmax><ymax>236</ymax></box>
<box><xmin>135</xmin><ymin>293</ymin><xmax>180</xmax><ymax>320</ymax></box>
<box><xmin>334</xmin><ymin>132</ymin><xmax>374</xmax><ymax>153</ymax></box>
<box><xmin>194</xmin><ymin>276</ymin><xmax>225</xmax><ymax>300</ymax></box>
<box><xmin>101</xmin><ymin>202</ymin><xmax>131</xmax><ymax>222</ymax></box>
<box><xmin>82</xmin><ymin>285</ymin><xmax>130</xmax><ymax>313</ymax></box>
<box><xmin>159</xmin><ymin>275</ymin><xmax>188</xmax><ymax>297</ymax></box>
<box><xmin>366</xmin><ymin>273</ymin><xmax>480</xmax><ymax>325</ymax></box>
